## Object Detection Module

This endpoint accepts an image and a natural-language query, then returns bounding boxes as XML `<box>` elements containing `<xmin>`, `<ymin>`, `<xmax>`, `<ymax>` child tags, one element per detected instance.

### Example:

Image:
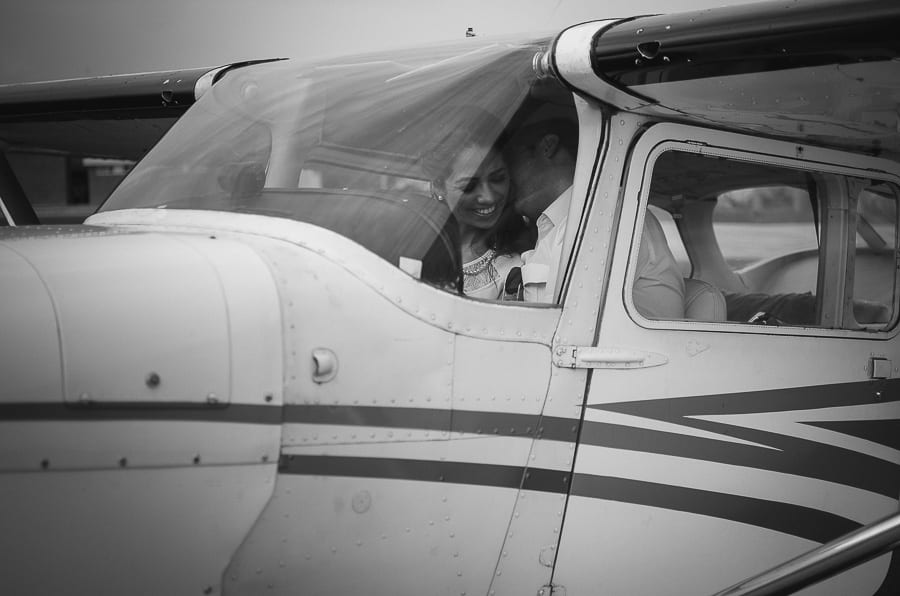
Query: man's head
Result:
<box><xmin>504</xmin><ymin>102</ymin><xmax>578</xmax><ymax>221</ymax></box>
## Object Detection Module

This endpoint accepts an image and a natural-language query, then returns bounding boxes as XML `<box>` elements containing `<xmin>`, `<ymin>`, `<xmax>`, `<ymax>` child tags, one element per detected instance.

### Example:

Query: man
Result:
<box><xmin>504</xmin><ymin>101</ymin><xmax>685</xmax><ymax>318</ymax></box>
<box><xmin>504</xmin><ymin>103</ymin><xmax>577</xmax><ymax>303</ymax></box>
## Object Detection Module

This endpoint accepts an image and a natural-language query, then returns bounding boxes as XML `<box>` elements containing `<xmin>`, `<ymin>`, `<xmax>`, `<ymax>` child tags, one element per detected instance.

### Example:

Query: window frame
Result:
<box><xmin>622</xmin><ymin>123</ymin><xmax>900</xmax><ymax>339</ymax></box>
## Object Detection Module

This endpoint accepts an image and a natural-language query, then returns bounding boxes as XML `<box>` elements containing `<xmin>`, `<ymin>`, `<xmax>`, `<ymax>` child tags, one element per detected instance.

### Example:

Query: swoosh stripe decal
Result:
<box><xmin>580</xmin><ymin>419</ymin><xmax>900</xmax><ymax>498</ymax></box>
<box><xmin>278</xmin><ymin>455</ymin><xmax>571</xmax><ymax>494</ymax></box>
<box><xmin>595</xmin><ymin>379</ymin><xmax>900</xmax><ymax>417</ymax></box>
<box><xmin>0</xmin><ymin>402</ymin><xmax>282</xmax><ymax>424</ymax></box>
<box><xmin>686</xmin><ymin>418</ymin><xmax>900</xmax><ymax>498</ymax></box>
<box><xmin>805</xmin><ymin>419</ymin><xmax>900</xmax><ymax>452</ymax></box>
<box><xmin>570</xmin><ymin>474</ymin><xmax>862</xmax><ymax>544</ymax></box>
<box><xmin>591</xmin><ymin>381</ymin><xmax>900</xmax><ymax>498</ymax></box>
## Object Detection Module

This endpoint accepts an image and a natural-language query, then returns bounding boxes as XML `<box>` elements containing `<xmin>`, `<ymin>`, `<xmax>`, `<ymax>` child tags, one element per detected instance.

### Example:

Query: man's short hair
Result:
<box><xmin>508</xmin><ymin>100</ymin><xmax>578</xmax><ymax>157</ymax></box>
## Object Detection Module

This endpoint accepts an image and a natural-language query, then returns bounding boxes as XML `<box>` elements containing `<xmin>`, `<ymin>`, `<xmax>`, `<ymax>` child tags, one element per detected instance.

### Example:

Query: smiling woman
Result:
<box><xmin>420</xmin><ymin>107</ymin><xmax>534</xmax><ymax>298</ymax></box>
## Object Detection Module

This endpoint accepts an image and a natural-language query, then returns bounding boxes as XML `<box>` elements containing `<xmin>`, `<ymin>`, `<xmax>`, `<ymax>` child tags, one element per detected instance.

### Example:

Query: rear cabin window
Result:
<box><xmin>634</xmin><ymin>149</ymin><xmax>899</xmax><ymax>331</ymax></box>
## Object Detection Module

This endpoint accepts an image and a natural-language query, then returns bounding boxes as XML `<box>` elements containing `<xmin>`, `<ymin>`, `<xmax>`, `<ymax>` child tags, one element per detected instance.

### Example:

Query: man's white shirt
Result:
<box><xmin>520</xmin><ymin>187</ymin><xmax>572</xmax><ymax>303</ymax></box>
<box><xmin>519</xmin><ymin>190</ymin><xmax>685</xmax><ymax>316</ymax></box>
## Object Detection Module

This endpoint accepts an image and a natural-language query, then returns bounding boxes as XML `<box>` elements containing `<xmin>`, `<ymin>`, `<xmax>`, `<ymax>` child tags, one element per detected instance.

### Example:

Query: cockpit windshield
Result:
<box><xmin>101</xmin><ymin>36</ymin><xmax>575</xmax><ymax>295</ymax></box>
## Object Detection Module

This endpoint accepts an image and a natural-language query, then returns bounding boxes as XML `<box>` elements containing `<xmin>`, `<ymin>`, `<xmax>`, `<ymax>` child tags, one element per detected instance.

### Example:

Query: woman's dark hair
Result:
<box><xmin>421</xmin><ymin>210</ymin><xmax>463</xmax><ymax>294</ymax></box>
<box><xmin>420</xmin><ymin>106</ymin><xmax>508</xmax><ymax>185</ymax></box>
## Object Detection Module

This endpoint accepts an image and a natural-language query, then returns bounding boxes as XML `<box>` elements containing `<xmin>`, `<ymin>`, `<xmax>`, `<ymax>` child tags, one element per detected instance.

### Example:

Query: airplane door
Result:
<box><xmin>552</xmin><ymin>122</ymin><xmax>900</xmax><ymax>596</ymax></box>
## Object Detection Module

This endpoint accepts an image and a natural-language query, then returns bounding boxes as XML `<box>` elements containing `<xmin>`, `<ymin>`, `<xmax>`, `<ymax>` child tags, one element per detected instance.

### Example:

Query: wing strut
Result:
<box><xmin>0</xmin><ymin>151</ymin><xmax>37</xmax><ymax>225</ymax></box>
<box><xmin>712</xmin><ymin>510</ymin><xmax>900</xmax><ymax>596</ymax></box>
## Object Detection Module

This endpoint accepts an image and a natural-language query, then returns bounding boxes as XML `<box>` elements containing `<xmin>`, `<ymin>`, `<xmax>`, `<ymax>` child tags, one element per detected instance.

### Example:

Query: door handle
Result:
<box><xmin>553</xmin><ymin>346</ymin><xmax>668</xmax><ymax>369</ymax></box>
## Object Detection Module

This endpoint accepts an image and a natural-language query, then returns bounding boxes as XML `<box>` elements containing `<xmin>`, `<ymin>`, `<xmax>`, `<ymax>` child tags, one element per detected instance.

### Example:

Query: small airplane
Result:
<box><xmin>1</xmin><ymin>0</ymin><xmax>900</xmax><ymax>594</ymax></box>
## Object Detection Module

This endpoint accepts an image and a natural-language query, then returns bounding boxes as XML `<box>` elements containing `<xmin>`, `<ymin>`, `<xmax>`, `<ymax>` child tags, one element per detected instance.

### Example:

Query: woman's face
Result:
<box><xmin>443</xmin><ymin>143</ymin><xmax>510</xmax><ymax>230</ymax></box>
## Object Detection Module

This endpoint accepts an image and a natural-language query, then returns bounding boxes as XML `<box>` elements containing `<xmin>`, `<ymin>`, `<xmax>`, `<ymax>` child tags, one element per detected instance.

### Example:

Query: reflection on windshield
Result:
<box><xmin>101</xmin><ymin>37</ymin><xmax>568</xmax><ymax>296</ymax></box>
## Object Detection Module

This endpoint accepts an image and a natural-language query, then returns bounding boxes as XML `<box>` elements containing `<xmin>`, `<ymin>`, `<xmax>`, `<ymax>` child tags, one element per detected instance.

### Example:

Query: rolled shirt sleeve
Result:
<box><xmin>633</xmin><ymin>212</ymin><xmax>686</xmax><ymax>319</ymax></box>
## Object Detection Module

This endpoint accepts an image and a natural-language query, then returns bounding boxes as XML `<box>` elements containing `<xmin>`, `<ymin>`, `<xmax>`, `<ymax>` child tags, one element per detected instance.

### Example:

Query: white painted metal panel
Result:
<box><xmin>452</xmin><ymin>336</ymin><xmax>550</xmax><ymax>413</ymax></box>
<box><xmin>558</xmin><ymin>498</ymin><xmax>889</xmax><ymax>596</ymax></box>
<box><xmin>0</xmin><ymin>420</ymin><xmax>279</xmax><ymax>472</ymax></box>
<box><xmin>0</xmin><ymin>226</ymin><xmax>285</xmax><ymax>595</ymax></box>
<box><xmin>175</xmin><ymin>234</ymin><xmax>284</xmax><ymax>407</ymax></box>
<box><xmin>0</xmin><ymin>242</ymin><xmax>62</xmax><ymax>402</ymax></box>
<box><xmin>87</xmin><ymin>210</ymin><xmax>562</xmax><ymax>345</ymax></box>
<box><xmin>97</xmin><ymin>214</ymin><xmax>577</xmax><ymax>596</ymax></box>
<box><xmin>224</xmin><ymin>476</ymin><xmax>518</xmax><ymax>596</ymax></box>
<box><xmin>7</xmin><ymin>231</ymin><xmax>231</xmax><ymax>405</ymax></box>
<box><xmin>0</xmin><ymin>465</ymin><xmax>276</xmax><ymax>596</ymax></box>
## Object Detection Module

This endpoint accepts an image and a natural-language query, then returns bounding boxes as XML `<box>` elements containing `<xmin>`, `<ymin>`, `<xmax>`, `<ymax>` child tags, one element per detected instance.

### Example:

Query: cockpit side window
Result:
<box><xmin>632</xmin><ymin>149</ymin><xmax>899</xmax><ymax>332</ymax></box>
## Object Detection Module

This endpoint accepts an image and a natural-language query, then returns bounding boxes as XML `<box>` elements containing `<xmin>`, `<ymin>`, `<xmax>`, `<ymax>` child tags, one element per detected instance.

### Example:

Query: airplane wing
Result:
<box><xmin>0</xmin><ymin>59</ymin><xmax>283</xmax><ymax>160</ymax></box>
<box><xmin>0</xmin><ymin>59</ymin><xmax>283</xmax><ymax>225</ymax></box>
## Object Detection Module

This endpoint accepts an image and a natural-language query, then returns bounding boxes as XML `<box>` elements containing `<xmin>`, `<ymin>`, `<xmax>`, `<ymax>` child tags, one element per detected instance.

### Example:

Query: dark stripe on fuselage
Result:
<box><xmin>595</xmin><ymin>379</ymin><xmax>900</xmax><ymax>418</ymax></box>
<box><xmin>284</xmin><ymin>405</ymin><xmax>579</xmax><ymax>442</ymax></box>
<box><xmin>1</xmin><ymin>402</ymin><xmax>577</xmax><ymax>441</ymax></box>
<box><xmin>286</xmin><ymin>404</ymin><xmax>449</xmax><ymax>430</ymax></box>
<box><xmin>278</xmin><ymin>455</ymin><xmax>570</xmax><ymax>494</ymax></box>
<box><xmin>579</xmin><ymin>419</ymin><xmax>900</xmax><ymax>498</ymax></box>
<box><xmin>590</xmin><ymin>379</ymin><xmax>900</xmax><ymax>498</ymax></box>
<box><xmin>277</xmin><ymin>453</ymin><xmax>863</xmax><ymax>545</ymax></box>
<box><xmin>804</xmin><ymin>419</ymin><xmax>900</xmax><ymax>452</ymax></box>
<box><xmin>0</xmin><ymin>402</ymin><xmax>282</xmax><ymax>424</ymax></box>
<box><xmin>570</xmin><ymin>474</ymin><xmax>862</xmax><ymax>544</ymax></box>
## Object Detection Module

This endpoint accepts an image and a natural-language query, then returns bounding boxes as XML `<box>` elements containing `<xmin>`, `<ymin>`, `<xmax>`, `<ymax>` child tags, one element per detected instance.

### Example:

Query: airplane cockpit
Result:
<box><xmin>98</xmin><ymin>38</ymin><xmax>575</xmax><ymax>299</ymax></box>
<box><xmin>94</xmin><ymin>31</ymin><xmax>900</xmax><ymax>331</ymax></box>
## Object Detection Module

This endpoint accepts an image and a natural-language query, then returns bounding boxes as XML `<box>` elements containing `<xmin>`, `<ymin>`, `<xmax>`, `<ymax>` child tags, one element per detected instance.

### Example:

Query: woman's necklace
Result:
<box><xmin>462</xmin><ymin>247</ymin><xmax>499</xmax><ymax>295</ymax></box>
<box><xmin>462</xmin><ymin>247</ymin><xmax>497</xmax><ymax>276</ymax></box>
